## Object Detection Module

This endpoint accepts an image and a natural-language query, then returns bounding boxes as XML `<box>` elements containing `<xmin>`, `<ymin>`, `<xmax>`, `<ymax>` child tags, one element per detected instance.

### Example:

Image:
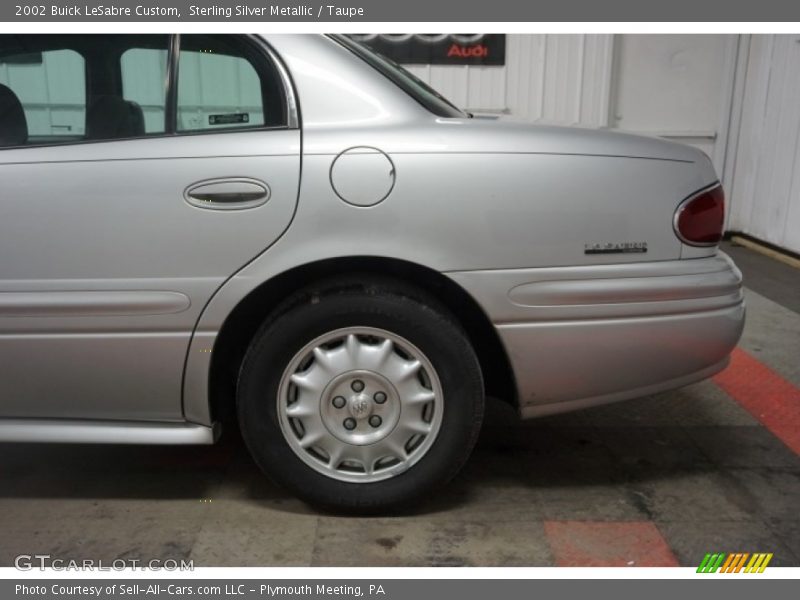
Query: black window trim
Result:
<box><xmin>329</xmin><ymin>34</ymin><xmax>467</xmax><ymax>119</ymax></box>
<box><xmin>165</xmin><ymin>33</ymin><xmax>180</xmax><ymax>134</ymax></box>
<box><xmin>0</xmin><ymin>34</ymin><xmax>297</xmax><ymax>152</ymax></box>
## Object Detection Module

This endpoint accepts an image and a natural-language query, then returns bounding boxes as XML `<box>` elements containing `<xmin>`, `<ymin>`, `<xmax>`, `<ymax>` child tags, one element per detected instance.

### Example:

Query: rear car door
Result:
<box><xmin>0</xmin><ymin>34</ymin><xmax>300</xmax><ymax>420</ymax></box>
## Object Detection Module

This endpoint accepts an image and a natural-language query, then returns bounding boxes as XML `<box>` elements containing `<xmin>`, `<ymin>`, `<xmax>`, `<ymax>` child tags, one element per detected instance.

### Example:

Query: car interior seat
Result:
<box><xmin>0</xmin><ymin>83</ymin><xmax>29</xmax><ymax>147</ymax></box>
<box><xmin>86</xmin><ymin>95</ymin><xmax>146</xmax><ymax>140</ymax></box>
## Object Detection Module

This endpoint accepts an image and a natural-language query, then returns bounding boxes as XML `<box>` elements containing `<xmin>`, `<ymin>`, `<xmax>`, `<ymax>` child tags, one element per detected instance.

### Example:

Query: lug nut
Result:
<box><xmin>332</xmin><ymin>396</ymin><xmax>346</xmax><ymax>409</ymax></box>
<box><xmin>374</xmin><ymin>391</ymin><xmax>387</xmax><ymax>404</ymax></box>
<box><xmin>351</xmin><ymin>380</ymin><xmax>365</xmax><ymax>392</ymax></box>
<box><xmin>369</xmin><ymin>415</ymin><xmax>382</xmax><ymax>428</ymax></box>
<box><xmin>343</xmin><ymin>418</ymin><xmax>357</xmax><ymax>431</ymax></box>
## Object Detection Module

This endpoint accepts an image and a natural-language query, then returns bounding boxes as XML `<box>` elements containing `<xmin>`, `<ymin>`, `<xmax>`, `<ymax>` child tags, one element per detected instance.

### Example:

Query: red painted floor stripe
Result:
<box><xmin>713</xmin><ymin>347</ymin><xmax>800</xmax><ymax>456</ymax></box>
<box><xmin>544</xmin><ymin>521</ymin><xmax>679</xmax><ymax>567</ymax></box>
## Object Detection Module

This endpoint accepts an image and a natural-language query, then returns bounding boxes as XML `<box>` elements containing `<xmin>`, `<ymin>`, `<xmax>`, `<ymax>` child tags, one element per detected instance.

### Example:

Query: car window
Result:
<box><xmin>121</xmin><ymin>47</ymin><xmax>169</xmax><ymax>135</ymax></box>
<box><xmin>87</xmin><ymin>35</ymin><xmax>170</xmax><ymax>141</ymax></box>
<box><xmin>0</xmin><ymin>34</ymin><xmax>286</xmax><ymax>149</ymax></box>
<box><xmin>0</xmin><ymin>48</ymin><xmax>86</xmax><ymax>146</ymax></box>
<box><xmin>177</xmin><ymin>35</ymin><xmax>280</xmax><ymax>133</ymax></box>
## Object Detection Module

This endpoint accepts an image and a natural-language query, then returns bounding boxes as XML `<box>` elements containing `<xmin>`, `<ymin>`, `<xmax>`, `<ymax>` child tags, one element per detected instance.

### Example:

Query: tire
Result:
<box><xmin>236</xmin><ymin>278</ymin><xmax>484</xmax><ymax>512</ymax></box>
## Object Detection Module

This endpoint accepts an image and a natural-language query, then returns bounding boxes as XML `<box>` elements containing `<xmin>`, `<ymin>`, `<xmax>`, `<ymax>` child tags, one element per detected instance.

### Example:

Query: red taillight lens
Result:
<box><xmin>674</xmin><ymin>185</ymin><xmax>725</xmax><ymax>246</ymax></box>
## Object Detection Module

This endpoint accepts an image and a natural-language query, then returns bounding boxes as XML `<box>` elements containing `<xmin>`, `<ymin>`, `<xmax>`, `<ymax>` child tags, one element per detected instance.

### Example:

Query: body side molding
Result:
<box><xmin>0</xmin><ymin>419</ymin><xmax>218</xmax><ymax>444</ymax></box>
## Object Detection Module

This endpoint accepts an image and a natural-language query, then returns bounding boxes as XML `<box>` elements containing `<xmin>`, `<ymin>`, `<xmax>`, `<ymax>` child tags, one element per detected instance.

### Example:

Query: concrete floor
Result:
<box><xmin>1</xmin><ymin>240</ymin><xmax>798</xmax><ymax>567</ymax></box>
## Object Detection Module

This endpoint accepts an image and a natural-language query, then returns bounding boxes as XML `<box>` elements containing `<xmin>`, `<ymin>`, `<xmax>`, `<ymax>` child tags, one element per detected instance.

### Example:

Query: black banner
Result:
<box><xmin>350</xmin><ymin>34</ymin><xmax>506</xmax><ymax>66</ymax></box>
<box><xmin>1</xmin><ymin>1</ymin><xmax>800</xmax><ymax>22</ymax></box>
<box><xmin>1</xmin><ymin>0</ymin><xmax>800</xmax><ymax>21</ymax></box>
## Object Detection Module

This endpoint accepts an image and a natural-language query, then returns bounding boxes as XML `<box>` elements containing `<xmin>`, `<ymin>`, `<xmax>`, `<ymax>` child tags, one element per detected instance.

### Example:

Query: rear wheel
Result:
<box><xmin>236</xmin><ymin>280</ymin><xmax>484</xmax><ymax>512</ymax></box>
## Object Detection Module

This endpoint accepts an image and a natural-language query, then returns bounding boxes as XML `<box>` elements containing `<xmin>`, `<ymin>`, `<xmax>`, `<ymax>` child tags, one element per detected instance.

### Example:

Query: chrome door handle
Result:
<box><xmin>184</xmin><ymin>178</ymin><xmax>271</xmax><ymax>210</ymax></box>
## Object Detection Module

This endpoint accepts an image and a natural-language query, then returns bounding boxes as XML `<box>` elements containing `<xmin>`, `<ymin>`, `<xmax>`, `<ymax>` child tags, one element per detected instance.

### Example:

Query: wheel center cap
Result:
<box><xmin>318</xmin><ymin>369</ymin><xmax>401</xmax><ymax>445</ymax></box>
<box><xmin>349</xmin><ymin>394</ymin><xmax>373</xmax><ymax>420</ymax></box>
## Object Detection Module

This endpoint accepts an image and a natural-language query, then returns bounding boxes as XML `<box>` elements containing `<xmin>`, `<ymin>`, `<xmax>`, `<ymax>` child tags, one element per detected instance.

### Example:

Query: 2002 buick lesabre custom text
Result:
<box><xmin>0</xmin><ymin>34</ymin><xmax>744</xmax><ymax>511</ymax></box>
<box><xmin>35</xmin><ymin>5</ymin><xmax>181</xmax><ymax>17</ymax></box>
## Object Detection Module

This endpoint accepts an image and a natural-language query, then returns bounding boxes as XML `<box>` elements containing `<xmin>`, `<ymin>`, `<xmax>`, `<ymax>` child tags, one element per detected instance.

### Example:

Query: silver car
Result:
<box><xmin>0</xmin><ymin>34</ymin><xmax>744</xmax><ymax>511</ymax></box>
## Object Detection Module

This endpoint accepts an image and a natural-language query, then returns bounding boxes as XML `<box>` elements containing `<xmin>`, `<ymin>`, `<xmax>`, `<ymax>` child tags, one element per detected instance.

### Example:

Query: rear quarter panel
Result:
<box><xmin>183</xmin><ymin>34</ymin><xmax>723</xmax><ymax>424</ymax></box>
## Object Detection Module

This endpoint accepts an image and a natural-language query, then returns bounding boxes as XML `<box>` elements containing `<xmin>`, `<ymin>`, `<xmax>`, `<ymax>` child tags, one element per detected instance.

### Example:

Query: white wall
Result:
<box><xmin>725</xmin><ymin>35</ymin><xmax>800</xmax><ymax>254</ymax></box>
<box><xmin>610</xmin><ymin>35</ymin><xmax>735</xmax><ymax>166</ymax></box>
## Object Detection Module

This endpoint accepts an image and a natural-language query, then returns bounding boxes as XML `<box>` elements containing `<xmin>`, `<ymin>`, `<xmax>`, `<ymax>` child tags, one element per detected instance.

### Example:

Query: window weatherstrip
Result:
<box><xmin>165</xmin><ymin>34</ymin><xmax>180</xmax><ymax>134</ymax></box>
<box><xmin>250</xmin><ymin>35</ymin><xmax>299</xmax><ymax>129</ymax></box>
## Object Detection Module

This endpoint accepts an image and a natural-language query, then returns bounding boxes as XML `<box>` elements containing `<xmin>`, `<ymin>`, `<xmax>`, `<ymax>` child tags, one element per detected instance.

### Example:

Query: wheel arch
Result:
<box><xmin>208</xmin><ymin>256</ymin><xmax>518</xmax><ymax>424</ymax></box>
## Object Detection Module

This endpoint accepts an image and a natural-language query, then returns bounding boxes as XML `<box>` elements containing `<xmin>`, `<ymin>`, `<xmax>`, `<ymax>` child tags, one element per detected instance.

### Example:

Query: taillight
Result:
<box><xmin>674</xmin><ymin>184</ymin><xmax>725</xmax><ymax>246</ymax></box>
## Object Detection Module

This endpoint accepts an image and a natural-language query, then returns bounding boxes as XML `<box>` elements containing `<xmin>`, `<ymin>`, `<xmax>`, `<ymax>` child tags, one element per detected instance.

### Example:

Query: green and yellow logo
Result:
<box><xmin>697</xmin><ymin>553</ymin><xmax>773</xmax><ymax>573</ymax></box>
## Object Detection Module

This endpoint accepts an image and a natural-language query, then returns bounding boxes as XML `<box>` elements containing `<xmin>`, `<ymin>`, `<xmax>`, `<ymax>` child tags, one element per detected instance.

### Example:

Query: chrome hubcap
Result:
<box><xmin>277</xmin><ymin>327</ymin><xmax>443</xmax><ymax>483</ymax></box>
